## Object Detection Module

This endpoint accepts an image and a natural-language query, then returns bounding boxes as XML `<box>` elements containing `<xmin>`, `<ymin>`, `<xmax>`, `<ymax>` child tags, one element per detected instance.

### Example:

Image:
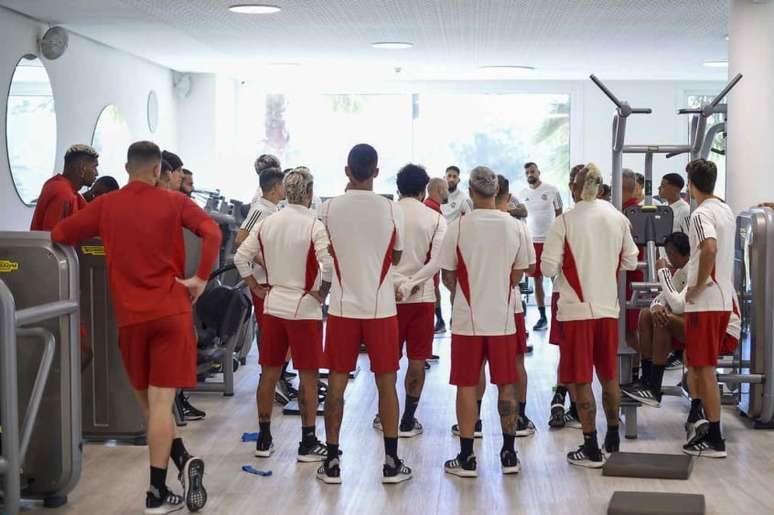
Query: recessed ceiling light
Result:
<box><xmin>703</xmin><ymin>60</ymin><xmax>728</xmax><ymax>68</ymax></box>
<box><xmin>371</xmin><ymin>42</ymin><xmax>414</xmax><ymax>50</ymax></box>
<box><xmin>480</xmin><ymin>65</ymin><xmax>535</xmax><ymax>71</ymax></box>
<box><xmin>229</xmin><ymin>4</ymin><xmax>281</xmax><ymax>14</ymax></box>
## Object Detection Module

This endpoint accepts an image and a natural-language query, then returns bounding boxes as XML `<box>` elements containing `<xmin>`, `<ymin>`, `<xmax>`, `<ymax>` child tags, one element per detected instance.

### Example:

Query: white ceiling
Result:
<box><xmin>0</xmin><ymin>0</ymin><xmax>731</xmax><ymax>81</ymax></box>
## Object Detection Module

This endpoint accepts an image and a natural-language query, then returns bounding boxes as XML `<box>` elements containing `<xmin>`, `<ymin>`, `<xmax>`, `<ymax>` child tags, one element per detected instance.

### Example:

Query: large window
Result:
<box><xmin>250</xmin><ymin>92</ymin><xmax>571</xmax><ymax>200</ymax></box>
<box><xmin>5</xmin><ymin>56</ymin><xmax>57</xmax><ymax>205</ymax></box>
<box><xmin>686</xmin><ymin>94</ymin><xmax>726</xmax><ymax>198</ymax></box>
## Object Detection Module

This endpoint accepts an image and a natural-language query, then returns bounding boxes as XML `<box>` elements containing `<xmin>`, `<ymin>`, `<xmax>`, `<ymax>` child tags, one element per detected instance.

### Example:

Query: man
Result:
<box><xmin>425</xmin><ymin>177</ymin><xmax>449</xmax><ymax>333</ymax></box>
<box><xmin>440</xmin><ymin>166</ymin><xmax>529</xmax><ymax>478</ymax></box>
<box><xmin>622</xmin><ymin>169</ymin><xmax>645</xmax><ymax>360</ymax></box>
<box><xmin>519</xmin><ymin>162</ymin><xmax>563</xmax><ymax>332</ymax></box>
<box><xmin>659</xmin><ymin>173</ymin><xmax>691</xmax><ymax>235</ymax></box>
<box><xmin>681</xmin><ymin>159</ymin><xmax>735</xmax><ymax>458</ymax></box>
<box><xmin>250</xmin><ymin>154</ymin><xmax>282</xmax><ymax>205</ymax></box>
<box><xmin>180</xmin><ymin>169</ymin><xmax>194</xmax><ymax>197</ymax></box>
<box><xmin>83</xmin><ymin>176</ymin><xmax>119</xmax><ymax>202</ymax></box>
<box><xmin>542</xmin><ymin>163</ymin><xmax>638</xmax><ymax>467</ymax></box>
<box><xmin>234</xmin><ymin>167</ymin><xmax>333</xmax><ymax>462</ymax></box>
<box><xmin>547</xmin><ymin>164</ymin><xmax>585</xmax><ymax>429</ymax></box>
<box><xmin>376</xmin><ymin>164</ymin><xmax>447</xmax><ymax>438</ymax></box>
<box><xmin>598</xmin><ymin>184</ymin><xmax>612</xmax><ymax>202</ymax></box>
<box><xmin>30</xmin><ymin>144</ymin><xmax>99</xmax><ymax>231</ymax></box>
<box><xmin>51</xmin><ymin>141</ymin><xmax>220</xmax><ymax>513</ymax></box>
<box><xmin>317</xmin><ymin>144</ymin><xmax>411</xmax><ymax>485</ymax></box>
<box><xmin>441</xmin><ymin>166</ymin><xmax>472</xmax><ymax>222</ymax></box>
<box><xmin>158</xmin><ymin>151</ymin><xmax>184</xmax><ymax>191</ymax></box>
<box><xmin>635</xmin><ymin>172</ymin><xmax>646</xmax><ymax>202</ymax></box>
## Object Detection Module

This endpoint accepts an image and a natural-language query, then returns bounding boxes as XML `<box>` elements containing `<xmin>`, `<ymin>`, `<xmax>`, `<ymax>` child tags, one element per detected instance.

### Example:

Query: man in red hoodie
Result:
<box><xmin>52</xmin><ymin>141</ymin><xmax>221</xmax><ymax>514</ymax></box>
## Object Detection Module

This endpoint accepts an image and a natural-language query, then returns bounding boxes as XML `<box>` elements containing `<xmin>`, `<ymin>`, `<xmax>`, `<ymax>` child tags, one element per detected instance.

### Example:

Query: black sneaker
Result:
<box><xmin>383</xmin><ymin>456</ymin><xmax>412</xmax><ymax>484</ymax></box>
<box><xmin>434</xmin><ymin>321</ymin><xmax>446</xmax><ymax>334</ymax></box>
<box><xmin>665</xmin><ymin>352</ymin><xmax>683</xmax><ymax>371</ymax></box>
<box><xmin>686</xmin><ymin>419</ymin><xmax>709</xmax><ymax>445</ymax></box>
<box><xmin>500</xmin><ymin>449</ymin><xmax>521</xmax><ymax>474</ymax></box>
<box><xmin>526</xmin><ymin>345</ymin><xmax>534</xmax><ymax>353</ymax></box>
<box><xmin>145</xmin><ymin>487</ymin><xmax>184</xmax><ymax>514</ymax></box>
<box><xmin>548</xmin><ymin>404</ymin><xmax>566</xmax><ymax>428</ymax></box>
<box><xmin>532</xmin><ymin>318</ymin><xmax>548</xmax><ymax>331</ymax></box>
<box><xmin>682</xmin><ymin>436</ymin><xmax>727</xmax><ymax>458</ymax></box>
<box><xmin>428</xmin><ymin>354</ymin><xmax>441</xmax><ymax>362</ymax></box>
<box><xmin>451</xmin><ymin>420</ymin><xmax>482</xmax><ymax>438</ymax></box>
<box><xmin>317</xmin><ymin>458</ymin><xmax>342</xmax><ymax>484</ymax></box>
<box><xmin>298</xmin><ymin>437</ymin><xmax>329</xmax><ymax>463</ymax></box>
<box><xmin>254</xmin><ymin>434</ymin><xmax>274</xmax><ymax>458</ymax></box>
<box><xmin>179</xmin><ymin>394</ymin><xmax>206</xmax><ymax>421</ymax></box>
<box><xmin>563</xmin><ymin>410</ymin><xmax>583</xmax><ymax>429</ymax></box>
<box><xmin>399</xmin><ymin>418</ymin><xmax>424</xmax><ymax>438</ymax></box>
<box><xmin>567</xmin><ymin>445</ymin><xmax>604</xmax><ymax>468</ymax></box>
<box><xmin>622</xmin><ymin>386</ymin><xmax>662</xmax><ymax>408</ymax></box>
<box><xmin>444</xmin><ymin>454</ymin><xmax>478</xmax><ymax>478</ymax></box>
<box><xmin>274</xmin><ymin>378</ymin><xmax>297</xmax><ymax>405</ymax></box>
<box><xmin>424</xmin><ymin>361</ymin><xmax>431</xmax><ymax>370</ymax></box>
<box><xmin>604</xmin><ymin>433</ymin><xmax>620</xmax><ymax>453</ymax></box>
<box><xmin>178</xmin><ymin>457</ymin><xmax>207</xmax><ymax>512</ymax></box>
<box><xmin>515</xmin><ymin>415</ymin><xmax>536</xmax><ymax>437</ymax></box>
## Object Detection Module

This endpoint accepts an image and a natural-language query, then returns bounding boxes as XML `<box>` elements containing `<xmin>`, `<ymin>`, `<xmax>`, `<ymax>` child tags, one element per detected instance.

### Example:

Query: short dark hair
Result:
<box><xmin>496</xmin><ymin>174</ymin><xmax>510</xmax><ymax>200</ymax></box>
<box><xmin>662</xmin><ymin>172</ymin><xmax>685</xmax><ymax>190</ymax></box>
<box><xmin>160</xmin><ymin>159</ymin><xmax>173</xmax><ymax>174</ymax></box>
<box><xmin>95</xmin><ymin>175</ymin><xmax>119</xmax><ymax>191</ymax></box>
<box><xmin>524</xmin><ymin>162</ymin><xmax>537</xmax><ymax>170</ymax></box>
<box><xmin>686</xmin><ymin>159</ymin><xmax>717</xmax><ymax>194</ymax></box>
<box><xmin>570</xmin><ymin>164</ymin><xmax>585</xmax><ymax>182</ymax></box>
<box><xmin>635</xmin><ymin>173</ymin><xmax>645</xmax><ymax>186</ymax></box>
<box><xmin>600</xmin><ymin>183</ymin><xmax>611</xmax><ymax>198</ymax></box>
<box><xmin>259</xmin><ymin>166</ymin><xmax>285</xmax><ymax>192</ymax></box>
<box><xmin>665</xmin><ymin>231</ymin><xmax>690</xmax><ymax>257</ymax></box>
<box><xmin>446</xmin><ymin>165</ymin><xmax>460</xmax><ymax>175</ymax></box>
<box><xmin>127</xmin><ymin>141</ymin><xmax>162</xmax><ymax>167</ymax></box>
<box><xmin>347</xmin><ymin>144</ymin><xmax>378</xmax><ymax>182</ymax></box>
<box><xmin>182</xmin><ymin>168</ymin><xmax>193</xmax><ymax>176</ymax></box>
<box><xmin>396</xmin><ymin>163</ymin><xmax>430</xmax><ymax>197</ymax></box>
<box><xmin>161</xmin><ymin>150</ymin><xmax>183</xmax><ymax>171</ymax></box>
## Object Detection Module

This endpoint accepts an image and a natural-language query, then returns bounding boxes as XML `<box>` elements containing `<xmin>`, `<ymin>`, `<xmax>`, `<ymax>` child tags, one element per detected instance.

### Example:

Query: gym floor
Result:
<box><xmin>35</xmin><ymin>308</ymin><xmax>774</xmax><ymax>515</ymax></box>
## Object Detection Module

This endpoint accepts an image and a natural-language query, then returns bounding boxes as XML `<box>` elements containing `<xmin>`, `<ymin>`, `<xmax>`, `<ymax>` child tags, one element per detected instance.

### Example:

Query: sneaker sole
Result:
<box><xmin>621</xmin><ymin>390</ymin><xmax>661</xmax><ymax>408</ymax></box>
<box><xmin>254</xmin><ymin>449</ymin><xmax>274</xmax><ymax>458</ymax></box>
<box><xmin>451</xmin><ymin>428</ymin><xmax>483</xmax><ymax>438</ymax></box>
<box><xmin>145</xmin><ymin>505</ymin><xmax>185</xmax><ymax>515</ymax></box>
<box><xmin>515</xmin><ymin>428</ymin><xmax>535</xmax><ymax>437</ymax></box>
<box><xmin>316</xmin><ymin>473</ymin><xmax>342</xmax><ymax>484</ymax></box>
<box><xmin>382</xmin><ymin>473</ymin><xmax>412</xmax><ymax>484</ymax></box>
<box><xmin>182</xmin><ymin>414</ymin><xmax>205</xmax><ymax>421</ymax></box>
<box><xmin>502</xmin><ymin>464</ymin><xmax>521</xmax><ymax>474</ymax></box>
<box><xmin>183</xmin><ymin>458</ymin><xmax>207</xmax><ymax>512</ymax></box>
<box><xmin>398</xmin><ymin>429</ymin><xmax>423</xmax><ymax>438</ymax></box>
<box><xmin>297</xmin><ymin>454</ymin><xmax>326</xmax><ymax>463</ymax></box>
<box><xmin>567</xmin><ymin>458</ymin><xmax>604</xmax><ymax>469</ymax></box>
<box><xmin>682</xmin><ymin>448</ymin><xmax>727</xmax><ymax>459</ymax></box>
<box><xmin>444</xmin><ymin>468</ymin><xmax>478</xmax><ymax>478</ymax></box>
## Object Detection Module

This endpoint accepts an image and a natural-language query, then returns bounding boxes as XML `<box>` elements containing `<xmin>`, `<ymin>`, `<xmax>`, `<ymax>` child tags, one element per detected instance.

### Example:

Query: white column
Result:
<box><xmin>727</xmin><ymin>0</ymin><xmax>774</xmax><ymax>212</ymax></box>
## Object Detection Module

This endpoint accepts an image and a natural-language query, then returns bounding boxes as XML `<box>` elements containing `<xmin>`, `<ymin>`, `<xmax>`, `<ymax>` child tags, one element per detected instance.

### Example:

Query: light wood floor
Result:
<box><xmin>32</xmin><ymin>309</ymin><xmax>774</xmax><ymax>515</ymax></box>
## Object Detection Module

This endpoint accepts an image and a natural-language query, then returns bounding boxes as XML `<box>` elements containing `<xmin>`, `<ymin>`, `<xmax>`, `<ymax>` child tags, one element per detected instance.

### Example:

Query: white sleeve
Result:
<box><xmin>540</xmin><ymin>217</ymin><xmax>565</xmax><ymax>278</ymax></box>
<box><xmin>656</xmin><ymin>267</ymin><xmax>686</xmax><ymax>314</ymax></box>
<box><xmin>524</xmin><ymin>224</ymin><xmax>537</xmax><ymax>265</ymax></box>
<box><xmin>234</xmin><ymin>220</ymin><xmax>264</xmax><ymax>278</ymax></box>
<box><xmin>312</xmin><ymin>220</ymin><xmax>332</xmax><ymax>283</ymax></box>
<box><xmin>620</xmin><ymin>216</ymin><xmax>640</xmax><ymax>271</ymax></box>
<box><xmin>439</xmin><ymin>220</ymin><xmax>459</xmax><ymax>271</ymax></box>
<box><xmin>512</xmin><ymin>221</ymin><xmax>530</xmax><ymax>271</ymax></box>
<box><xmin>405</xmin><ymin>215</ymin><xmax>448</xmax><ymax>288</ymax></box>
<box><xmin>392</xmin><ymin>201</ymin><xmax>405</xmax><ymax>252</ymax></box>
<box><xmin>240</xmin><ymin>204</ymin><xmax>264</xmax><ymax>232</ymax></box>
<box><xmin>692</xmin><ymin>210</ymin><xmax>717</xmax><ymax>243</ymax></box>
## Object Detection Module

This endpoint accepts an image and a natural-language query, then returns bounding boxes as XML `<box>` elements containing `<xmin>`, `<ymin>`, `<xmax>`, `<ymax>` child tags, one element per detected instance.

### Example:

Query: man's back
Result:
<box><xmin>320</xmin><ymin>190</ymin><xmax>403</xmax><ymax>319</ymax></box>
<box><xmin>542</xmin><ymin>199</ymin><xmax>638</xmax><ymax>321</ymax></box>
<box><xmin>395</xmin><ymin>198</ymin><xmax>445</xmax><ymax>303</ymax></box>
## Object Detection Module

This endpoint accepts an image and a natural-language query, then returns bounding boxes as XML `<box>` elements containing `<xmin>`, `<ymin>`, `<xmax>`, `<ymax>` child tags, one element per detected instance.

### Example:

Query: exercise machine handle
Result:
<box><xmin>590</xmin><ymin>74</ymin><xmax>623</xmax><ymax>108</ymax></box>
<box><xmin>710</xmin><ymin>73</ymin><xmax>743</xmax><ymax>108</ymax></box>
<box><xmin>631</xmin><ymin>107</ymin><xmax>653</xmax><ymax>114</ymax></box>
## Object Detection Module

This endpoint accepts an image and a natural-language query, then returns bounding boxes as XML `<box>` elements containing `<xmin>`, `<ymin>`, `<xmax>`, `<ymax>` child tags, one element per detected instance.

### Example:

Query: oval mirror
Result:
<box><xmin>91</xmin><ymin>104</ymin><xmax>131</xmax><ymax>186</ymax></box>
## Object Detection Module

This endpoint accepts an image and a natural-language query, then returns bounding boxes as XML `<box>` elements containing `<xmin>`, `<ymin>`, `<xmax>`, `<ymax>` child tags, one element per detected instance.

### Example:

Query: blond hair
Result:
<box><xmin>283</xmin><ymin>166</ymin><xmax>313</xmax><ymax>205</ymax></box>
<box><xmin>580</xmin><ymin>163</ymin><xmax>603</xmax><ymax>202</ymax></box>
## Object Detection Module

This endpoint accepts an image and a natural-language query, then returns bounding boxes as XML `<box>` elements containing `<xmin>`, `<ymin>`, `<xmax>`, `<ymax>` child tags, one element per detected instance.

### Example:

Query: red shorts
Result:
<box><xmin>250</xmin><ymin>290</ymin><xmax>266</xmax><ymax>329</ymax></box>
<box><xmin>720</xmin><ymin>333</ymin><xmax>739</xmax><ymax>355</ymax></box>
<box><xmin>118</xmin><ymin>313</ymin><xmax>197</xmax><ymax>390</ymax></box>
<box><xmin>530</xmin><ymin>243</ymin><xmax>544</xmax><ymax>277</ymax></box>
<box><xmin>514</xmin><ymin>313</ymin><xmax>528</xmax><ymax>355</ymax></box>
<box><xmin>685</xmin><ymin>311</ymin><xmax>731</xmax><ymax>367</ymax></box>
<box><xmin>450</xmin><ymin>333</ymin><xmax>519</xmax><ymax>386</ymax></box>
<box><xmin>558</xmin><ymin>318</ymin><xmax>618</xmax><ymax>384</ymax></box>
<box><xmin>259</xmin><ymin>314</ymin><xmax>324</xmax><ymax>370</ymax></box>
<box><xmin>397</xmin><ymin>303</ymin><xmax>434</xmax><ymax>361</ymax></box>
<box><xmin>671</xmin><ymin>337</ymin><xmax>685</xmax><ymax>350</ymax></box>
<box><xmin>549</xmin><ymin>291</ymin><xmax>562</xmax><ymax>345</ymax></box>
<box><xmin>325</xmin><ymin>315</ymin><xmax>399</xmax><ymax>374</ymax></box>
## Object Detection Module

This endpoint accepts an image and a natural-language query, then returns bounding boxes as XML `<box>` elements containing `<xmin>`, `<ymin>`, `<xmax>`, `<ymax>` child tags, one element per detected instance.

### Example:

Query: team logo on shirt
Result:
<box><xmin>541</xmin><ymin>194</ymin><xmax>548</xmax><ymax>201</ymax></box>
<box><xmin>0</xmin><ymin>260</ymin><xmax>19</xmax><ymax>273</ymax></box>
<box><xmin>451</xmin><ymin>202</ymin><xmax>457</xmax><ymax>208</ymax></box>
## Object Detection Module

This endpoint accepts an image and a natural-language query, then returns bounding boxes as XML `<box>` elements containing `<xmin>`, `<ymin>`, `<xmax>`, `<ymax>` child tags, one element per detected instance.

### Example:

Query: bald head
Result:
<box><xmin>427</xmin><ymin>177</ymin><xmax>449</xmax><ymax>204</ymax></box>
<box><xmin>622</xmin><ymin>168</ymin><xmax>636</xmax><ymax>197</ymax></box>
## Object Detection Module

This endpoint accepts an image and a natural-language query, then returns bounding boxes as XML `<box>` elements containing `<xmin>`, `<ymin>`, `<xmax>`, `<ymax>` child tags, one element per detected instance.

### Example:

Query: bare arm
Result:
<box><xmin>442</xmin><ymin>269</ymin><xmax>457</xmax><ymax>293</ymax></box>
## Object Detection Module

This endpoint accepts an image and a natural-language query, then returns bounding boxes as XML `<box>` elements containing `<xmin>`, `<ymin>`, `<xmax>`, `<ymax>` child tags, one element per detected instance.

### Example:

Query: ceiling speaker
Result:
<box><xmin>174</xmin><ymin>73</ymin><xmax>192</xmax><ymax>99</ymax></box>
<box><xmin>39</xmin><ymin>26</ymin><xmax>69</xmax><ymax>60</ymax></box>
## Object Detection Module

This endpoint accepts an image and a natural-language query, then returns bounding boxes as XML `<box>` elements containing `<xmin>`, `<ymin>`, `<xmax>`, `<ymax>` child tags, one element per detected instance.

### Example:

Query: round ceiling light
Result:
<box><xmin>703</xmin><ymin>60</ymin><xmax>728</xmax><ymax>68</ymax></box>
<box><xmin>229</xmin><ymin>4</ymin><xmax>281</xmax><ymax>14</ymax></box>
<box><xmin>371</xmin><ymin>42</ymin><xmax>414</xmax><ymax>50</ymax></box>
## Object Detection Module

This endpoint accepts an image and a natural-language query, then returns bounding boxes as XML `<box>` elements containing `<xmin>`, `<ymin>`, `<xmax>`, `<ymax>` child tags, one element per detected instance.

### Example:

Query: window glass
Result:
<box><xmin>92</xmin><ymin>105</ymin><xmax>131</xmax><ymax>186</ymax></box>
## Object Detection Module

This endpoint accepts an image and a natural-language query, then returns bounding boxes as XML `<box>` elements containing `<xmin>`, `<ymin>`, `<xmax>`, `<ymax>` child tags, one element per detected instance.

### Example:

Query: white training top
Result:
<box><xmin>239</xmin><ymin>197</ymin><xmax>279</xmax><ymax>283</ymax></box>
<box><xmin>685</xmin><ymin>198</ymin><xmax>735</xmax><ymax>313</ymax></box>
<box><xmin>234</xmin><ymin>204</ymin><xmax>332</xmax><ymax>320</ymax></box>
<box><xmin>520</xmin><ymin>182</ymin><xmax>563</xmax><ymax>242</ymax></box>
<box><xmin>393</xmin><ymin>198</ymin><xmax>447</xmax><ymax>304</ymax></box>
<box><xmin>320</xmin><ymin>190</ymin><xmax>405</xmax><ymax>319</ymax></box>
<box><xmin>514</xmin><ymin>222</ymin><xmax>536</xmax><ymax>315</ymax></box>
<box><xmin>439</xmin><ymin>210</ymin><xmax>530</xmax><ymax>336</ymax></box>
<box><xmin>670</xmin><ymin>198</ymin><xmax>691</xmax><ymax>235</ymax></box>
<box><xmin>277</xmin><ymin>196</ymin><xmax>322</xmax><ymax>218</ymax></box>
<box><xmin>541</xmin><ymin>199</ymin><xmax>639</xmax><ymax>321</ymax></box>
<box><xmin>442</xmin><ymin>188</ymin><xmax>472</xmax><ymax>222</ymax></box>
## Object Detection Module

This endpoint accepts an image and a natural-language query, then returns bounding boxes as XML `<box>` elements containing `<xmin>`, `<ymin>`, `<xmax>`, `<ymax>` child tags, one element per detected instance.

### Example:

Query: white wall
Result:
<box><xmin>0</xmin><ymin>7</ymin><xmax>177</xmax><ymax>230</ymax></box>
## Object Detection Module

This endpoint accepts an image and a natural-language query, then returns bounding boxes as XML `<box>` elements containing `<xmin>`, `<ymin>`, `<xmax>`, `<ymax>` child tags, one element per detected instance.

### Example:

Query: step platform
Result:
<box><xmin>608</xmin><ymin>491</ymin><xmax>705</xmax><ymax>515</ymax></box>
<box><xmin>603</xmin><ymin>452</ymin><xmax>693</xmax><ymax>480</ymax></box>
<box><xmin>283</xmin><ymin>400</ymin><xmax>325</xmax><ymax>416</ymax></box>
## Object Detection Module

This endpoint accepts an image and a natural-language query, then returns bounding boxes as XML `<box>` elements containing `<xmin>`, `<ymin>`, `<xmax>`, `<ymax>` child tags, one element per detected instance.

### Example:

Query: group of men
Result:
<box><xmin>30</xmin><ymin>136</ymin><xmax>737</xmax><ymax>513</ymax></box>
